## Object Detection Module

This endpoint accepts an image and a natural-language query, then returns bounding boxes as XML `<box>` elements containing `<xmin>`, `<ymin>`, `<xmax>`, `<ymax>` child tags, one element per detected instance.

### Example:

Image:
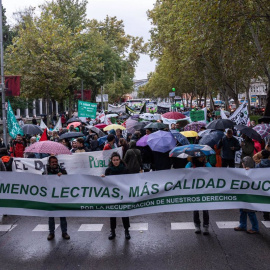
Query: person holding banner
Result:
<box><xmin>185</xmin><ymin>155</ymin><xmax>211</xmax><ymax>235</ymax></box>
<box><xmin>234</xmin><ymin>156</ymin><xmax>259</xmax><ymax>234</ymax></box>
<box><xmin>43</xmin><ymin>156</ymin><xmax>70</xmax><ymax>241</ymax></box>
<box><xmin>102</xmin><ymin>152</ymin><xmax>131</xmax><ymax>240</ymax></box>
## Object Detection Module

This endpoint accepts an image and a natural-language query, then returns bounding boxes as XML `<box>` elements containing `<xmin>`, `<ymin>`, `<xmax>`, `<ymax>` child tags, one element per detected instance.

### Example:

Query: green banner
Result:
<box><xmin>190</xmin><ymin>110</ymin><xmax>205</xmax><ymax>122</ymax></box>
<box><xmin>78</xmin><ymin>100</ymin><xmax>97</xmax><ymax>118</ymax></box>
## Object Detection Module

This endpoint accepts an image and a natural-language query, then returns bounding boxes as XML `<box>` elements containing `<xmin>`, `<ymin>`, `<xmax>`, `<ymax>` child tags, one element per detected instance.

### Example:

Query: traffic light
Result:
<box><xmin>172</xmin><ymin>88</ymin><xmax>175</xmax><ymax>92</ymax></box>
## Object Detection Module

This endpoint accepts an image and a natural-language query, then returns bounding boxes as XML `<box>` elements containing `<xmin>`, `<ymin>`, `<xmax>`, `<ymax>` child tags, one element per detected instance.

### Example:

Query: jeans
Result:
<box><xmin>193</xmin><ymin>211</ymin><xmax>209</xmax><ymax>226</ymax></box>
<box><xmin>222</xmin><ymin>158</ymin><xmax>235</xmax><ymax>168</ymax></box>
<box><xmin>110</xmin><ymin>217</ymin><xmax>130</xmax><ymax>230</ymax></box>
<box><xmin>239</xmin><ymin>209</ymin><xmax>259</xmax><ymax>231</ymax></box>
<box><xmin>49</xmin><ymin>217</ymin><xmax>67</xmax><ymax>234</ymax></box>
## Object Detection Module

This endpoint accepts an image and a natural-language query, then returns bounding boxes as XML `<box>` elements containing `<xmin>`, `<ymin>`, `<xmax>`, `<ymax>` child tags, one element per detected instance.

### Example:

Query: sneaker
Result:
<box><xmin>234</xmin><ymin>227</ymin><xmax>246</xmax><ymax>231</ymax></box>
<box><xmin>246</xmin><ymin>229</ymin><xmax>259</xmax><ymax>234</ymax></box>
<box><xmin>62</xmin><ymin>233</ymin><xmax>70</xmax><ymax>240</ymax></box>
<box><xmin>194</xmin><ymin>225</ymin><xmax>201</xmax><ymax>234</ymax></box>
<box><xmin>203</xmin><ymin>226</ymin><xmax>209</xmax><ymax>235</ymax></box>
<box><xmin>47</xmin><ymin>233</ymin><xmax>55</xmax><ymax>241</ymax></box>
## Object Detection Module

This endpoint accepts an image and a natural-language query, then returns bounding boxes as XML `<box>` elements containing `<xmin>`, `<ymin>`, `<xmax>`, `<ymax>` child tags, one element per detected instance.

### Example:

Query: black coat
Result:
<box><xmin>105</xmin><ymin>163</ymin><xmax>129</xmax><ymax>176</ymax></box>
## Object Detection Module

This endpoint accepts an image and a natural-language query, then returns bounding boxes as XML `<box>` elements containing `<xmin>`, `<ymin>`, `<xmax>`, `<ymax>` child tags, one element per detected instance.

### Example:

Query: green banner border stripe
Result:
<box><xmin>0</xmin><ymin>193</ymin><xmax>270</xmax><ymax>211</ymax></box>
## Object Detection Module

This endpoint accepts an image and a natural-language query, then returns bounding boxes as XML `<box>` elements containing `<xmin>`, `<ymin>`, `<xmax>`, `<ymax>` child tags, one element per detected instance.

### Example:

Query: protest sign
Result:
<box><xmin>78</xmin><ymin>100</ymin><xmax>97</xmax><ymax>118</ymax></box>
<box><xmin>190</xmin><ymin>108</ymin><xmax>207</xmax><ymax>122</ymax></box>
<box><xmin>1</xmin><ymin>168</ymin><xmax>270</xmax><ymax>217</ymax></box>
<box><xmin>13</xmin><ymin>148</ymin><xmax>123</xmax><ymax>176</ymax></box>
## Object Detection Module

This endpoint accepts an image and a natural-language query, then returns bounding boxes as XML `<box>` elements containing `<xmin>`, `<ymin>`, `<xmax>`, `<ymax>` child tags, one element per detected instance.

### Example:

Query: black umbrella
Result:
<box><xmin>206</xmin><ymin>119</ymin><xmax>234</xmax><ymax>130</ymax></box>
<box><xmin>144</xmin><ymin>122</ymin><xmax>168</xmax><ymax>130</ymax></box>
<box><xmin>235</xmin><ymin>125</ymin><xmax>262</xmax><ymax>142</ymax></box>
<box><xmin>22</xmin><ymin>124</ymin><xmax>43</xmax><ymax>135</ymax></box>
<box><xmin>199</xmin><ymin>130</ymin><xmax>224</xmax><ymax>148</ymax></box>
<box><xmin>133</xmin><ymin>122</ymin><xmax>149</xmax><ymax>131</ymax></box>
<box><xmin>258</xmin><ymin>116</ymin><xmax>270</xmax><ymax>124</ymax></box>
<box><xmin>59</xmin><ymin>132</ymin><xmax>84</xmax><ymax>140</ymax></box>
<box><xmin>85</xmin><ymin>126</ymin><xmax>105</xmax><ymax>137</ymax></box>
<box><xmin>66</xmin><ymin>117</ymin><xmax>82</xmax><ymax>124</ymax></box>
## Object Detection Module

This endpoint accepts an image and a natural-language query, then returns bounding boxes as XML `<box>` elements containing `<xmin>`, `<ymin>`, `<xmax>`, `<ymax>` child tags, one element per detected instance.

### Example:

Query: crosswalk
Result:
<box><xmin>0</xmin><ymin>221</ymin><xmax>270</xmax><ymax>232</ymax></box>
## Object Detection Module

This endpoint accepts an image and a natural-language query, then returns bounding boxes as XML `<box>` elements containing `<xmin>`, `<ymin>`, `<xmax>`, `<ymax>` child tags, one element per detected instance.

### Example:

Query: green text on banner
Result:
<box><xmin>1</xmin><ymin>168</ymin><xmax>270</xmax><ymax>217</ymax></box>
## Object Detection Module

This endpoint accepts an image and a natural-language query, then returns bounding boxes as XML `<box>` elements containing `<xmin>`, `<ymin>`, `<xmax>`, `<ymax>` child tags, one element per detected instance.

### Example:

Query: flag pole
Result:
<box><xmin>0</xmin><ymin>0</ymin><xmax>7</xmax><ymax>146</ymax></box>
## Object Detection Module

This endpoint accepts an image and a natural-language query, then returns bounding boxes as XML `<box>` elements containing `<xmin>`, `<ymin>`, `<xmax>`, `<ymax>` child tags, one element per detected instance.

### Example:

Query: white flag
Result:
<box><xmin>40</xmin><ymin>119</ymin><xmax>48</xmax><ymax>129</ymax></box>
<box><xmin>53</xmin><ymin>118</ymin><xmax>62</xmax><ymax>131</ymax></box>
<box><xmin>229</xmin><ymin>103</ymin><xmax>249</xmax><ymax>125</ymax></box>
<box><xmin>220</xmin><ymin>109</ymin><xmax>228</xmax><ymax>119</ymax></box>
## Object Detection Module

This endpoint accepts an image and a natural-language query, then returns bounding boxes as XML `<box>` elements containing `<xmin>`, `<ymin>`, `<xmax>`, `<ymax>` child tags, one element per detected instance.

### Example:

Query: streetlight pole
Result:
<box><xmin>0</xmin><ymin>1</ymin><xmax>7</xmax><ymax>146</ymax></box>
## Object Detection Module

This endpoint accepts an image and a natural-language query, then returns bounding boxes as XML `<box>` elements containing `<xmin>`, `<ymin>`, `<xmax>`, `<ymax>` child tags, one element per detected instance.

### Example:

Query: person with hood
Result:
<box><xmin>234</xmin><ymin>156</ymin><xmax>259</xmax><ymax>234</ymax></box>
<box><xmin>101</xmin><ymin>152</ymin><xmax>131</xmax><ymax>240</ymax></box>
<box><xmin>185</xmin><ymin>155</ymin><xmax>211</xmax><ymax>235</ymax></box>
<box><xmin>240</xmin><ymin>134</ymin><xmax>254</xmax><ymax>167</ymax></box>
<box><xmin>43</xmin><ymin>156</ymin><xmax>70</xmax><ymax>241</ymax></box>
<box><xmin>123</xmin><ymin>140</ymin><xmax>143</xmax><ymax>174</ymax></box>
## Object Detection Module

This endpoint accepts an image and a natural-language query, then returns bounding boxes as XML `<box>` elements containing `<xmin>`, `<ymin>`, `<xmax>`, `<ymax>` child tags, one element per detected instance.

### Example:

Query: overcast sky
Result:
<box><xmin>2</xmin><ymin>0</ymin><xmax>157</xmax><ymax>80</ymax></box>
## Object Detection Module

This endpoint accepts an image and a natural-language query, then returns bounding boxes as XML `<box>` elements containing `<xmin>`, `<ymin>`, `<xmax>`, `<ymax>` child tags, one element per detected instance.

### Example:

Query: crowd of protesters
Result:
<box><xmin>1</xmin><ymin>109</ymin><xmax>269</xmax><ymax>241</ymax></box>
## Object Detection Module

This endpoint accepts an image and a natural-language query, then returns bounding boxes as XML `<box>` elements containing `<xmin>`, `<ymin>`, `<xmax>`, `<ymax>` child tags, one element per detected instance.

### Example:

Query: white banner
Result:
<box><xmin>13</xmin><ymin>148</ymin><xmax>123</xmax><ymax>176</ymax></box>
<box><xmin>1</xmin><ymin>168</ymin><xmax>270</xmax><ymax>217</ymax></box>
<box><xmin>108</xmin><ymin>104</ymin><xmax>125</xmax><ymax>113</ymax></box>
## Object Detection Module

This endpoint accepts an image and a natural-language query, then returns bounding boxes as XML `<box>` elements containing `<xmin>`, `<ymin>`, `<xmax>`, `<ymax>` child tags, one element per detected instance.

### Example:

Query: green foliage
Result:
<box><xmin>145</xmin><ymin>0</ymin><xmax>270</xmax><ymax>111</ymax></box>
<box><xmin>4</xmin><ymin>0</ymin><xmax>145</xmax><ymax>108</ymax></box>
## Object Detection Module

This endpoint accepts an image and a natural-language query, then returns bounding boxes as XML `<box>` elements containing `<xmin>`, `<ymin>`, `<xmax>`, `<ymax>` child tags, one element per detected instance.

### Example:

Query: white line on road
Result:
<box><xmin>0</xmin><ymin>225</ymin><xmax>17</xmax><ymax>232</ymax></box>
<box><xmin>129</xmin><ymin>223</ymin><xmax>148</xmax><ymax>231</ymax></box>
<box><xmin>32</xmin><ymin>224</ymin><xmax>60</xmax><ymax>231</ymax></box>
<box><xmin>171</xmin><ymin>222</ymin><xmax>195</xmax><ymax>230</ymax></box>
<box><xmin>216</xmin><ymin>221</ymin><xmax>239</xmax><ymax>229</ymax></box>
<box><xmin>261</xmin><ymin>221</ymin><xmax>270</xmax><ymax>228</ymax></box>
<box><xmin>78</xmin><ymin>224</ymin><xmax>104</xmax><ymax>231</ymax></box>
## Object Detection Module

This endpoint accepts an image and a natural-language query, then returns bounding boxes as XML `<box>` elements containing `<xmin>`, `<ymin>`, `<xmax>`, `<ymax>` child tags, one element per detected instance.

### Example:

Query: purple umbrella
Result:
<box><xmin>136</xmin><ymin>135</ymin><xmax>149</xmax><ymax>147</ymax></box>
<box><xmin>184</xmin><ymin>122</ymin><xmax>206</xmax><ymax>133</ymax></box>
<box><xmin>147</xmin><ymin>131</ymin><xmax>177</xmax><ymax>153</ymax></box>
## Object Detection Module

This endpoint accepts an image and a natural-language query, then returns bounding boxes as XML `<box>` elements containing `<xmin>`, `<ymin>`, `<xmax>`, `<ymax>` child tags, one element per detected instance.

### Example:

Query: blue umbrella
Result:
<box><xmin>147</xmin><ymin>131</ymin><xmax>177</xmax><ymax>153</ymax></box>
<box><xmin>170</xmin><ymin>130</ymin><xmax>190</xmax><ymax>145</ymax></box>
<box><xmin>98</xmin><ymin>135</ymin><xmax>108</xmax><ymax>146</ymax></box>
<box><xmin>199</xmin><ymin>130</ymin><xmax>224</xmax><ymax>148</ymax></box>
<box><xmin>169</xmin><ymin>144</ymin><xmax>216</xmax><ymax>158</ymax></box>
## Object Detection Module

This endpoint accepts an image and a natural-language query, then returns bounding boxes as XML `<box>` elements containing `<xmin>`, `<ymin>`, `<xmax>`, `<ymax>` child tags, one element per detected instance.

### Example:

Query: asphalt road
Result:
<box><xmin>0</xmin><ymin>210</ymin><xmax>270</xmax><ymax>270</ymax></box>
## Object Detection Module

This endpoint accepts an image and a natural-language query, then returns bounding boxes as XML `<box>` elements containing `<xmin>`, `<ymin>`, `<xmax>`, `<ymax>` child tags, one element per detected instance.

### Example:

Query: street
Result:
<box><xmin>0</xmin><ymin>210</ymin><xmax>270</xmax><ymax>270</ymax></box>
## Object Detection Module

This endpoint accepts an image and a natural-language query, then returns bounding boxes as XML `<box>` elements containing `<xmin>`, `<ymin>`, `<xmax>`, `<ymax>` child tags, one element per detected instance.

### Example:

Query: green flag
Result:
<box><xmin>7</xmin><ymin>100</ymin><xmax>24</xmax><ymax>139</ymax></box>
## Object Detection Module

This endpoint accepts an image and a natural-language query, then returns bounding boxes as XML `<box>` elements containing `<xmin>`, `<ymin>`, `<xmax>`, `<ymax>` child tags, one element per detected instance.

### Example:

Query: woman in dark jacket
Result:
<box><xmin>102</xmin><ymin>152</ymin><xmax>131</xmax><ymax>240</ymax></box>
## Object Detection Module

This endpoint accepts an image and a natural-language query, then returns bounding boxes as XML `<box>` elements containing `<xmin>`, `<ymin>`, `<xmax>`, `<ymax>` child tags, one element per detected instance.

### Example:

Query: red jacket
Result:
<box><xmin>10</xmin><ymin>141</ymin><xmax>25</xmax><ymax>157</ymax></box>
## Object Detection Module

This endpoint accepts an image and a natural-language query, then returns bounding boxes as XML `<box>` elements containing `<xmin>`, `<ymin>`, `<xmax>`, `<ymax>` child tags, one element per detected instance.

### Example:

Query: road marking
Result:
<box><xmin>171</xmin><ymin>222</ymin><xmax>195</xmax><ymax>230</ymax></box>
<box><xmin>78</xmin><ymin>224</ymin><xmax>103</xmax><ymax>231</ymax></box>
<box><xmin>129</xmin><ymin>223</ymin><xmax>148</xmax><ymax>231</ymax></box>
<box><xmin>0</xmin><ymin>225</ymin><xmax>17</xmax><ymax>232</ymax></box>
<box><xmin>32</xmin><ymin>224</ymin><xmax>60</xmax><ymax>231</ymax></box>
<box><xmin>261</xmin><ymin>221</ymin><xmax>270</xmax><ymax>228</ymax></box>
<box><xmin>216</xmin><ymin>221</ymin><xmax>239</xmax><ymax>229</ymax></box>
